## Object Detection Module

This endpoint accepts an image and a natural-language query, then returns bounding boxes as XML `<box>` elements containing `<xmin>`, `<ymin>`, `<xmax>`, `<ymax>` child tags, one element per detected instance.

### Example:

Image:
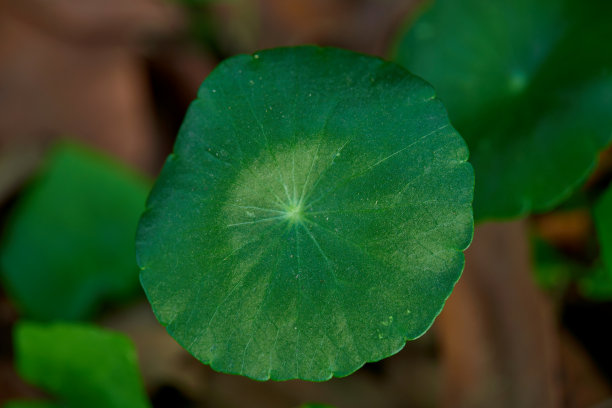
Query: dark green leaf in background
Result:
<box><xmin>4</xmin><ymin>402</ymin><xmax>62</xmax><ymax>408</ymax></box>
<box><xmin>299</xmin><ymin>404</ymin><xmax>336</xmax><ymax>408</ymax></box>
<box><xmin>137</xmin><ymin>46</ymin><xmax>473</xmax><ymax>381</ymax></box>
<box><xmin>587</xmin><ymin>184</ymin><xmax>612</xmax><ymax>300</ymax></box>
<box><xmin>531</xmin><ymin>237</ymin><xmax>574</xmax><ymax>293</ymax></box>
<box><xmin>577</xmin><ymin>266</ymin><xmax>612</xmax><ymax>301</ymax></box>
<box><xmin>0</xmin><ymin>143</ymin><xmax>150</xmax><ymax>321</ymax></box>
<box><xmin>7</xmin><ymin>322</ymin><xmax>150</xmax><ymax>408</ymax></box>
<box><xmin>393</xmin><ymin>0</ymin><xmax>612</xmax><ymax>221</ymax></box>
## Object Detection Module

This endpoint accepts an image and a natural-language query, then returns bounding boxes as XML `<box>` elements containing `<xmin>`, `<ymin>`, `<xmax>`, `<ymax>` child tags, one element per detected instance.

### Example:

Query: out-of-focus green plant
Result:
<box><xmin>393</xmin><ymin>0</ymin><xmax>612</xmax><ymax>221</ymax></box>
<box><xmin>531</xmin><ymin>237</ymin><xmax>575</xmax><ymax>293</ymax></box>
<box><xmin>0</xmin><ymin>143</ymin><xmax>149</xmax><ymax>321</ymax></box>
<box><xmin>5</xmin><ymin>322</ymin><xmax>150</xmax><ymax>408</ymax></box>
<box><xmin>582</xmin><ymin>183</ymin><xmax>612</xmax><ymax>300</ymax></box>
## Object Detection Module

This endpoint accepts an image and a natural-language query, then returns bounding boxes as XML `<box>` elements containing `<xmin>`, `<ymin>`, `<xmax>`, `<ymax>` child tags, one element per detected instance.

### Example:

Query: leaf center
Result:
<box><xmin>282</xmin><ymin>201</ymin><xmax>304</xmax><ymax>225</ymax></box>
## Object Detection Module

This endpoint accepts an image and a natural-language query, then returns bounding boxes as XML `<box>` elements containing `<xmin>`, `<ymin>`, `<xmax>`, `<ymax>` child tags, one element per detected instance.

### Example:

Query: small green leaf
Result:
<box><xmin>11</xmin><ymin>322</ymin><xmax>150</xmax><ymax>408</ymax></box>
<box><xmin>137</xmin><ymin>46</ymin><xmax>473</xmax><ymax>380</ymax></box>
<box><xmin>0</xmin><ymin>143</ymin><xmax>150</xmax><ymax>321</ymax></box>
<box><xmin>393</xmin><ymin>0</ymin><xmax>612</xmax><ymax>220</ymax></box>
<box><xmin>587</xmin><ymin>185</ymin><xmax>612</xmax><ymax>300</ymax></box>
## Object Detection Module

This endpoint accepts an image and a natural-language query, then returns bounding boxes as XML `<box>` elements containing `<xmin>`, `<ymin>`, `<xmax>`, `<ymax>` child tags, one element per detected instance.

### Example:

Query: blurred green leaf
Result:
<box><xmin>4</xmin><ymin>402</ymin><xmax>62</xmax><ymax>408</ymax></box>
<box><xmin>586</xmin><ymin>184</ymin><xmax>612</xmax><ymax>300</ymax></box>
<box><xmin>7</xmin><ymin>322</ymin><xmax>150</xmax><ymax>408</ymax></box>
<box><xmin>299</xmin><ymin>404</ymin><xmax>336</xmax><ymax>408</ymax></box>
<box><xmin>394</xmin><ymin>0</ymin><xmax>612</xmax><ymax>221</ymax></box>
<box><xmin>531</xmin><ymin>237</ymin><xmax>573</xmax><ymax>292</ymax></box>
<box><xmin>578</xmin><ymin>265</ymin><xmax>612</xmax><ymax>300</ymax></box>
<box><xmin>0</xmin><ymin>143</ymin><xmax>150</xmax><ymax>321</ymax></box>
<box><xmin>136</xmin><ymin>46</ymin><xmax>474</xmax><ymax>381</ymax></box>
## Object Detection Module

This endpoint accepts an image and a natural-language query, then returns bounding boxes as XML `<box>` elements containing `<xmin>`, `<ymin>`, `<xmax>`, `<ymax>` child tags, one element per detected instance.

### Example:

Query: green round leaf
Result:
<box><xmin>137</xmin><ymin>46</ymin><xmax>473</xmax><ymax>381</ymax></box>
<box><xmin>0</xmin><ymin>143</ymin><xmax>149</xmax><ymax>321</ymax></box>
<box><xmin>12</xmin><ymin>322</ymin><xmax>150</xmax><ymax>408</ymax></box>
<box><xmin>393</xmin><ymin>0</ymin><xmax>612</xmax><ymax>220</ymax></box>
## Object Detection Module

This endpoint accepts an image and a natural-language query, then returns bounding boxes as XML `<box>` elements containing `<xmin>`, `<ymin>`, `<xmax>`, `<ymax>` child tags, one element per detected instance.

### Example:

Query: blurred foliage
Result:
<box><xmin>0</xmin><ymin>143</ymin><xmax>150</xmax><ymax>321</ymax></box>
<box><xmin>393</xmin><ymin>0</ymin><xmax>612</xmax><ymax>221</ymax></box>
<box><xmin>5</xmin><ymin>322</ymin><xmax>150</xmax><ymax>408</ymax></box>
<box><xmin>531</xmin><ymin>237</ymin><xmax>574</xmax><ymax>293</ymax></box>
<box><xmin>182</xmin><ymin>3</ymin><xmax>217</xmax><ymax>49</ymax></box>
<box><xmin>532</xmin><ymin>186</ymin><xmax>612</xmax><ymax>300</ymax></box>
<box><xmin>578</xmin><ymin>266</ymin><xmax>612</xmax><ymax>301</ymax></box>
<box><xmin>587</xmin><ymin>182</ymin><xmax>612</xmax><ymax>300</ymax></box>
<box><xmin>4</xmin><ymin>402</ymin><xmax>62</xmax><ymax>408</ymax></box>
<box><xmin>170</xmin><ymin>0</ymin><xmax>260</xmax><ymax>56</ymax></box>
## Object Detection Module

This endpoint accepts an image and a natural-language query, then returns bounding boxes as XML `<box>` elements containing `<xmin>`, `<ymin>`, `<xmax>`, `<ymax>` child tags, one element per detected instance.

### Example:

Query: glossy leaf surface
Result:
<box><xmin>11</xmin><ymin>322</ymin><xmax>150</xmax><ymax>408</ymax></box>
<box><xmin>0</xmin><ymin>144</ymin><xmax>149</xmax><ymax>320</ymax></box>
<box><xmin>394</xmin><ymin>0</ymin><xmax>612</xmax><ymax>220</ymax></box>
<box><xmin>137</xmin><ymin>46</ymin><xmax>473</xmax><ymax>380</ymax></box>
